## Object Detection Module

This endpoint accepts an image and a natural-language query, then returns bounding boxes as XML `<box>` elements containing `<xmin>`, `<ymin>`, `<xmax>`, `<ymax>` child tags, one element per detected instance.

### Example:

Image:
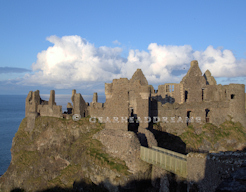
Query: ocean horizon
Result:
<box><xmin>0</xmin><ymin>94</ymin><xmax>106</xmax><ymax>176</ymax></box>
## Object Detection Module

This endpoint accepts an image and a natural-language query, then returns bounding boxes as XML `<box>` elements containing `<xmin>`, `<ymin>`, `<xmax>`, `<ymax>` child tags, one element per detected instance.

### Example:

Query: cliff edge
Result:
<box><xmin>0</xmin><ymin>117</ymin><xmax>152</xmax><ymax>191</ymax></box>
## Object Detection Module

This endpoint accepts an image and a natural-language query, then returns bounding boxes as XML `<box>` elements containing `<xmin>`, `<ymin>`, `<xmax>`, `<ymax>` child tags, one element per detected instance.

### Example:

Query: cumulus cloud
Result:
<box><xmin>22</xmin><ymin>35</ymin><xmax>124</xmax><ymax>88</ymax></box>
<box><xmin>193</xmin><ymin>45</ymin><xmax>246</xmax><ymax>77</ymax></box>
<box><xmin>21</xmin><ymin>35</ymin><xmax>246</xmax><ymax>89</ymax></box>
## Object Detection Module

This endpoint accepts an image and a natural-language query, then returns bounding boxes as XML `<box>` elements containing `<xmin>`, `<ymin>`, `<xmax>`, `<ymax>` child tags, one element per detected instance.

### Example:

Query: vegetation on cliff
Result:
<box><xmin>180</xmin><ymin>120</ymin><xmax>246</xmax><ymax>152</ymax></box>
<box><xmin>153</xmin><ymin>119</ymin><xmax>246</xmax><ymax>153</ymax></box>
<box><xmin>1</xmin><ymin>115</ymin><xmax>246</xmax><ymax>191</ymax></box>
<box><xmin>0</xmin><ymin>117</ymin><xmax>130</xmax><ymax>191</ymax></box>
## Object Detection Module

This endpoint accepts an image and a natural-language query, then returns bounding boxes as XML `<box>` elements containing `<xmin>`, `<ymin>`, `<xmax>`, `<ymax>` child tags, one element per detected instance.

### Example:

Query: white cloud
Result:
<box><xmin>112</xmin><ymin>40</ymin><xmax>121</xmax><ymax>45</ymax></box>
<box><xmin>21</xmin><ymin>35</ymin><xmax>246</xmax><ymax>89</ymax></box>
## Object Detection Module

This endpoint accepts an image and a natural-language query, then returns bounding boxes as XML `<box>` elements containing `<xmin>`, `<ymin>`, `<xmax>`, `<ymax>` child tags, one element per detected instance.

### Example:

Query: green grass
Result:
<box><xmin>48</xmin><ymin>164</ymin><xmax>81</xmax><ymax>188</ymax></box>
<box><xmin>8</xmin><ymin>116</ymin><xmax>130</xmax><ymax>191</ymax></box>
<box><xmin>87</xmin><ymin>139</ymin><xmax>130</xmax><ymax>175</ymax></box>
<box><xmin>179</xmin><ymin>120</ymin><xmax>246</xmax><ymax>152</ymax></box>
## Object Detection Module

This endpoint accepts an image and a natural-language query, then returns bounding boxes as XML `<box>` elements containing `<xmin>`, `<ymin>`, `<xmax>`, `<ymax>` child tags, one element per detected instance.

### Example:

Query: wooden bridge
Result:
<box><xmin>140</xmin><ymin>146</ymin><xmax>187</xmax><ymax>178</ymax></box>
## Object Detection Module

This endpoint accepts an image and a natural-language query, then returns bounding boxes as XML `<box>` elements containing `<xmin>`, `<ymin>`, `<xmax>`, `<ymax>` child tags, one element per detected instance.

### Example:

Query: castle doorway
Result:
<box><xmin>205</xmin><ymin>108</ymin><xmax>210</xmax><ymax>123</ymax></box>
<box><xmin>187</xmin><ymin>110</ymin><xmax>191</xmax><ymax>126</ymax></box>
<box><xmin>128</xmin><ymin>108</ymin><xmax>139</xmax><ymax>133</ymax></box>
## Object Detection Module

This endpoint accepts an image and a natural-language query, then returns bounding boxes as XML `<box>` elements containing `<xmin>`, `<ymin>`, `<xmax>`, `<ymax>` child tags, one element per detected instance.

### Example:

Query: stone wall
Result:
<box><xmin>88</xmin><ymin>102</ymin><xmax>104</xmax><ymax>118</ymax></box>
<box><xmin>157</xmin><ymin>83</ymin><xmax>182</xmax><ymax>104</ymax></box>
<box><xmin>245</xmin><ymin>93</ymin><xmax>246</xmax><ymax>113</ymax></box>
<box><xmin>227</xmin><ymin>84</ymin><xmax>246</xmax><ymax>127</ymax></box>
<box><xmin>181</xmin><ymin>60</ymin><xmax>207</xmax><ymax>103</ymax></box>
<box><xmin>103</xmin><ymin>78</ymin><xmax>130</xmax><ymax>131</ymax></box>
<box><xmin>25</xmin><ymin>60</ymin><xmax>245</xmax><ymax>135</ymax></box>
<box><xmin>26</xmin><ymin>90</ymin><xmax>63</xmax><ymax>118</ymax></box>
<box><xmin>102</xmin><ymin>69</ymin><xmax>155</xmax><ymax>131</ymax></box>
<box><xmin>71</xmin><ymin>90</ymin><xmax>88</xmax><ymax>117</ymax></box>
<box><xmin>152</xmin><ymin>60</ymin><xmax>246</xmax><ymax>133</ymax></box>
<box><xmin>88</xmin><ymin>92</ymin><xmax>104</xmax><ymax>118</ymax></box>
<box><xmin>93</xmin><ymin>129</ymin><xmax>151</xmax><ymax>174</ymax></box>
<box><xmin>187</xmin><ymin>151</ymin><xmax>246</xmax><ymax>192</ymax></box>
<box><xmin>37</xmin><ymin>90</ymin><xmax>62</xmax><ymax>118</ymax></box>
<box><xmin>25</xmin><ymin>90</ymin><xmax>40</xmax><ymax>116</ymax></box>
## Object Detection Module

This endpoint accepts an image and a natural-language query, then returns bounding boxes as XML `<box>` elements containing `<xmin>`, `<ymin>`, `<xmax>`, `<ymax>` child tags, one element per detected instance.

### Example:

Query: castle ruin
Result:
<box><xmin>25</xmin><ymin>60</ymin><xmax>246</xmax><ymax>133</ymax></box>
<box><xmin>22</xmin><ymin>60</ymin><xmax>246</xmax><ymax>190</ymax></box>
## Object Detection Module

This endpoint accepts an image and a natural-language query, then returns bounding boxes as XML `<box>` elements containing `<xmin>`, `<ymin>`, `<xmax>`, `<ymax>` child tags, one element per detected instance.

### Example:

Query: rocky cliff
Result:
<box><xmin>1</xmin><ymin>116</ymin><xmax>246</xmax><ymax>192</ymax></box>
<box><xmin>153</xmin><ymin>119</ymin><xmax>246</xmax><ymax>153</ymax></box>
<box><xmin>0</xmin><ymin>117</ymin><xmax>153</xmax><ymax>191</ymax></box>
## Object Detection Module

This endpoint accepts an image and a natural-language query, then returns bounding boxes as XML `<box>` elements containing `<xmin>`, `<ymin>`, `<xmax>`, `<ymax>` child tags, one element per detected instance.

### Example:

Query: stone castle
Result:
<box><xmin>25</xmin><ymin>60</ymin><xmax>246</xmax><ymax>133</ymax></box>
<box><xmin>20</xmin><ymin>60</ymin><xmax>246</xmax><ymax>191</ymax></box>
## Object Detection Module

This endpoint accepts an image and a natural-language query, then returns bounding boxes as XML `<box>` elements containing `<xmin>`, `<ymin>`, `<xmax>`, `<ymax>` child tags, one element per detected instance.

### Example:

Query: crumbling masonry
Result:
<box><xmin>24</xmin><ymin>60</ymin><xmax>246</xmax><ymax>190</ymax></box>
<box><xmin>25</xmin><ymin>60</ymin><xmax>246</xmax><ymax>133</ymax></box>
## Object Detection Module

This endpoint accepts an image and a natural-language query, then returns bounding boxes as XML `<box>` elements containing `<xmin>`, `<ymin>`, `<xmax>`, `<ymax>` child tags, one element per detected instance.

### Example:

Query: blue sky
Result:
<box><xmin>0</xmin><ymin>0</ymin><xmax>246</xmax><ymax>95</ymax></box>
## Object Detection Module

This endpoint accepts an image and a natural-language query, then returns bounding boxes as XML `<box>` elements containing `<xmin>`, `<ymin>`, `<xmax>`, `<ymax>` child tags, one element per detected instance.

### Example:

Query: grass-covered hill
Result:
<box><xmin>1</xmin><ymin>115</ymin><xmax>246</xmax><ymax>192</ymax></box>
<box><xmin>0</xmin><ymin>117</ymin><xmax>131</xmax><ymax>192</ymax></box>
<box><xmin>153</xmin><ymin>119</ymin><xmax>246</xmax><ymax>153</ymax></box>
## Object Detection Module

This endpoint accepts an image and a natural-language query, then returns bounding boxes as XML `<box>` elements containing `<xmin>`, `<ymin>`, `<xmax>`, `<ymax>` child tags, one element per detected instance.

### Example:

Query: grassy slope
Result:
<box><xmin>2</xmin><ymin>116</ymin><xmax>130</xmax><ymax>191</ymax></box>
<box><xmin>179</xmin><ymin>120</ymin><xmax>246</xmax><ymax>152</ymax></box>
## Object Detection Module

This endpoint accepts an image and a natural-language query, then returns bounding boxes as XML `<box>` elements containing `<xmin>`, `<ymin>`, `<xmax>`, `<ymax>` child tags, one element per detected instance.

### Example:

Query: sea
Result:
<box><xmin>0</xmin><ymin>94</ymin><xmax>106</xmax><ymax>176</ymax></box>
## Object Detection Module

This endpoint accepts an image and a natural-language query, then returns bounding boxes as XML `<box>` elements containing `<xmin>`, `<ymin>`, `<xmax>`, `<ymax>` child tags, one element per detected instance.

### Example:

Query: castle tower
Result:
<box><xmin>228</xmin><ymin>84</ymin><xmax>246</xmax><ymax>127</ymax></box>
<box><xmin>48</xmin><ymin>90</ymin><xmax>55</xmax><ymax>107</ymax></box>
<box><xmin>92</xmin><ymin>92</ymin><xmax>98</xmax><ymax>103</ymax></box>
<box><xmin>180</xmin><ymin>60</ymin><xmax>207</xmax><ymax>103</ymax></box>
<box><xmin>25</xmin><ymin>90</ymin><xmax>40</xmax><ymax>116</ymax></box>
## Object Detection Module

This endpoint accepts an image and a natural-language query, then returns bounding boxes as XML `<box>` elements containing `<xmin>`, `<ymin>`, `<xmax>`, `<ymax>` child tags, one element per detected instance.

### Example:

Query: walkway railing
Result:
<box><xmin>140</xmin><ymin>146</ymin><xmax>187</xmax><ymax>178</ymax></box>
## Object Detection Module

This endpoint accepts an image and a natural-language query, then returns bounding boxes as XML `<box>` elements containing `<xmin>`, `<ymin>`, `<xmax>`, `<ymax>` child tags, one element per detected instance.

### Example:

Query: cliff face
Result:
<box><xmin>1</xmin><ymin>115</ymin><xmax>246</xmax><ymax>192</ymax></box>
<box><xmin>153</xmin><ymin>120</ymin><xmax>246</xmax><ymax>153</ymax></box>
<box><xmin>0</xmin><ymin>117</ymin><xmax>149</xmax><ymax>191</ymax></box>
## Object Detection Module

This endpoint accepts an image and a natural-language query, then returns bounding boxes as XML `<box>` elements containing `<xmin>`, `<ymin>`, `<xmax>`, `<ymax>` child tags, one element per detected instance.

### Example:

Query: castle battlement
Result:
<box><xmin>25</xmin><ymin>60</ymin><xmax>246</xmax><ymax>133</ymax></box>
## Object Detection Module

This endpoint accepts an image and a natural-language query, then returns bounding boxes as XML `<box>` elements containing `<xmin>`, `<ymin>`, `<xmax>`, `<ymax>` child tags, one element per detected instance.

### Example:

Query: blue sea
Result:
<box><xmin>0</xmin><ymin>94</ymin><xmax>105</xmax><ymax>176</ymax></box>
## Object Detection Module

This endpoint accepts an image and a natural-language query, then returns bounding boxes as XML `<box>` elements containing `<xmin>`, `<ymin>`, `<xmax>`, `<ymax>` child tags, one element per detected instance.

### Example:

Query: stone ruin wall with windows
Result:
<box><xmin>155</xmin><ymin>60</ymin><xmax>246</xmax><ymax>135</ymax></box>
<box><xmin>22</xmin><ymin>60</ymin><xmax>246</xmax><ymax>190</ymax></box>
<box><xmin>25</xmin><ymin>60</ymin><xmax>246</xmax><ymax>135</ymax></box>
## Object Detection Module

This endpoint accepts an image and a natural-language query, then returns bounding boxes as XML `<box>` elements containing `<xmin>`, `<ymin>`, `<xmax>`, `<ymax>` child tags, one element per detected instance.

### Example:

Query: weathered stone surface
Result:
<box><xmin>204</xmin><ymin>69</ymin><xmax>217</xmax><ymax>85</ymax></box>
<box><xmin>25</xmin><ymin>90</ymin><xmax>40</xmax><ymax>116</ymax></box>
<box><xmin>130</xmin><ymin>68</ymin><xmax>148</xmax><ymax>86</ymax></box>
<box><xmin>151</xmin><ymin>165</ymin><xmax>170</xmax><ymax>192</ymax></box>
<box><xmin>139</xmin><ymin>128</ymin><xmax>158</xmax><ymax>148</ymax></box>
<box><xmin>10</xmin><ymin>59</ymin><xmax>246</xmax><ymax>192</ymax></box>
<box><xmin>187</xmin><ymin>151</ymin><xmax>246</xmax><ymax>192</ymax></box>
<box><xmin>24</xmin><ymin>60</ymin><xmax>246</xmax><ymax>137</ymax></box>
<box><xmin>26</xmin><ymin>112</ymin><xmax>38</xmax><ymax>132</ymax></box>
<box><xmin>72</xmin><ymin>92</ymin><xmax>88</xmax><ymax>117</ymax></box>
<box><xmin>93</xmin><ymin>129</ymin><xmax>151</xmax><ymax>174</ymax></box>
<box><xmin>156</xmin><ymin>60</ymin><xmax>246</xmax><ymax>133</ymax></box>
<box><xmin>0</xmin><ymin>117</ymin><xmax>135</xmax><ymax>192</ymax></box>
<box><xmin>103</xmin><ymin>69</ymin><xmax>153</xmax><ymax>131</ymax></box>
<box><xmin>216</xmin><ymin>165</ymin><xmax>246</xmax><ymax>192</ymax></box>
<box><xmin>48</xmin><ymin>90</ymin><xmax>55</xmax><ymax>106</ymax></box>
<box><xmin>67</xmin><ymin>102</ymin><xmax>72</xmax><ymax>109</ymax></box>
<box><xmin>92</xmin><ymin>92</ymin><xmax>98</xmax><ymax>103</ymax></box>
<box><xmin>26</xmin><ymin>89</ymin><xmax>63</xmax><ymax>118</ymax></box>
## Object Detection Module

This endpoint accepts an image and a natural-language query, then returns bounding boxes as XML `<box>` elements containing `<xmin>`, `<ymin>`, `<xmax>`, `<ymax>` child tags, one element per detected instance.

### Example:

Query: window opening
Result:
<box><xmin>202</xmin><ymin>89</ymin><xmax>204</xmax><ymax>101</ymax></box>
<box><xmin>185</xmin><ymin>91</ymin><xmax>188</xmax><ymax>102</ymax></box>
<box><xmin>187</xmin><ymin>111</ymin><xmax>191</xmax><ymax>126</ymax></box>
<box><xmin>166</xmin><ymin>85</ymin><xmax>170</xmax><ymax>92</ymax></box>
<box><xmin>205</xmin><ymin>108</ymin><xmax>210</xmax><ymax>123</ymax></box>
